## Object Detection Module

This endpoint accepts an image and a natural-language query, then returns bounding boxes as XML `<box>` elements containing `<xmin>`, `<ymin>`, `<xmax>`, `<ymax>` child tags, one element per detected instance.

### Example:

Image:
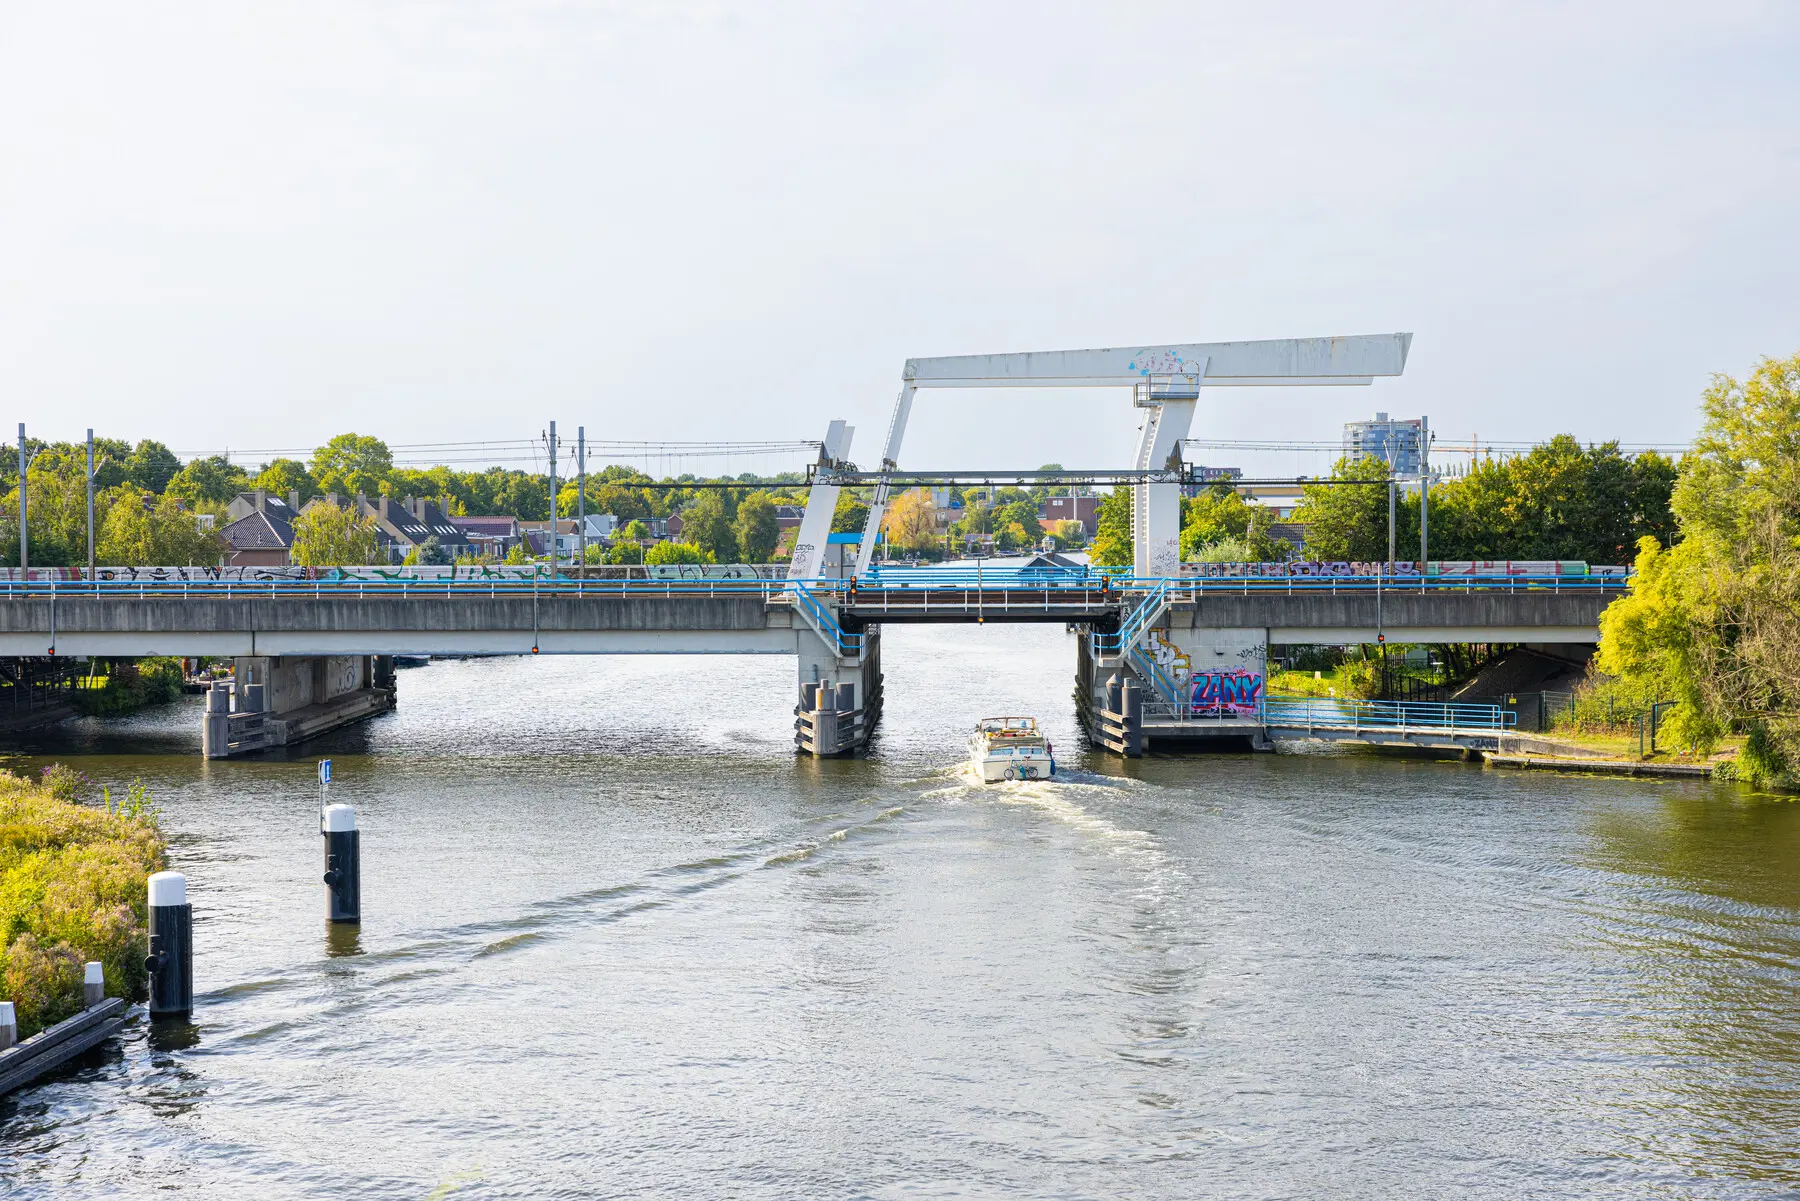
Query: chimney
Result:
<box><xmin>287</xmin><ymin>489</ymin><xmax>300</xmax><ymax>511</ymax></box>
<box><xmin>253</xmin><ymin>488</ymin><xmax>267</xmax><ymax>512</ymax></box>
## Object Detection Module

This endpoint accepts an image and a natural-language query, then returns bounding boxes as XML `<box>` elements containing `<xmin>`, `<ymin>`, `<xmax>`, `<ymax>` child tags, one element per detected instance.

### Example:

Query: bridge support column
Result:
<box><xmin>794</xmin><ymin>625</ymin><xmax>882</xmax><ymax>757</ymax></box>
<box><xmin>1076</xmin><ymin>621</ymin><xmax>1274</xmax><ymax>753</ymax></box>
<box><xmin>202</xmin><ymin>655</ymin><xmax>397</xmax><ymax>759</ymax></box>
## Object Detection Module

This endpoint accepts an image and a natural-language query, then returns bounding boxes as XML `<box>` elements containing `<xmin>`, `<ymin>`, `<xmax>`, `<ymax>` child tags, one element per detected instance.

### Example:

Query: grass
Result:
<box><xmin>0</xmin><ymin>766</ymin><xmax>166</xmax><ymax>1037</ymax></box>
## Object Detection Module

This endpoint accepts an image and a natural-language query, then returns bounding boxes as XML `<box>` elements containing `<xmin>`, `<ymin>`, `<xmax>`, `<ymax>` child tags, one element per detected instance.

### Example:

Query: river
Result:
<box><xmin>2</xmin><ymin>623</ymin><xmax>1797</xmax><ymax>1199</ymax></box>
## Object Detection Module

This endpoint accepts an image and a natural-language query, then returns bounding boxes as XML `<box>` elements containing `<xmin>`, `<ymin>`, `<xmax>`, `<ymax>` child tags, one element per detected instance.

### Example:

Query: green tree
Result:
<box><xmin>252</xmin><ymin>458</ymin><xmax>316</xmax><ymax>503</ymax></box>
<box><xmin>588</xmin><ymin>483</ymin><xmax>653</xmax><ymax>524</ymax></box>
<box><xmin>1428</xmin><ymin>437</ymin><xmax>1675</xmax><ymax>564</ymax></box>
<box><xmin>122</xmin><ymin>440</ymin><xmax>181</xmax><ymax>494</ymax></box>
<box><xmin>310</xmin><ymin>433</ymin><xmax>393</xmax><ymax>497</ymax></box>
<box><xmin>163</xmin><ymin>456</ymin><xmax>250</xmax><ymax>506</ymax></box>
<box><xmin>992</xmin><ymin>499</ymin><xmax>1043</xmax><ymax>543</ymax></box>
<box><xmin>290</xmin><ymin>501</ymin><xmax>383</xmax><ymax>566</ymax></box>
<box><xmin>1089</xmin><ymin>488</ymin><xmax>1133</xmax><ymax>567</ymax></box>
<box><xmin>1179</xmin><ymin>486</ymin><xmax>1288</xmax><ymax>561</ymax></box>
<box><xmin>97</xmin><ymin>492</ymin><xmax>224</xmax><ymax>565</ymax></box>
<box><xmin>677</xmin><ymin>492</ymin><xmax>737</xmax><ymax>562</ymax></box>
<box><xmin>831</xmin><ymin>493</ymin><xmax>869</xmax><ymax>534</ymax></box>
<box><xmin>734</xmin><ymin>491</ymin><xmax>780</xmax><ymax>562</ymax></box>
<box><xmin>1292</xmin><ymin>456</ymin><xmax>1401</xmax><ymax>562</ymax></box>
<box><xmin>644</xmin><ymin>540</ymin><xmax>712</xmax><ymax>565</ymax></box>
<box><xmin>1598</xmin><ymin>352</ymin><xmax>1800</xmax><ymax>783</ymax></box>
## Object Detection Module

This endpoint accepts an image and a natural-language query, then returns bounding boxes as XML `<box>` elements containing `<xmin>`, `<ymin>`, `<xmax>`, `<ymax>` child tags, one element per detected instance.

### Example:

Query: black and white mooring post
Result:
<box><xmin>145</xmin><ymin>871</ymin><xmax>193</xmax><ymax>1019</ymax></box>
<box><xmin>83</xmin><ymin>961</ymin><xmax>104</xmax><ymax>1009</ymax></box>
<box><xmin>322</xmin><ymin>804</ymin><xmax>361</xmax><ymax>924</ymax></box>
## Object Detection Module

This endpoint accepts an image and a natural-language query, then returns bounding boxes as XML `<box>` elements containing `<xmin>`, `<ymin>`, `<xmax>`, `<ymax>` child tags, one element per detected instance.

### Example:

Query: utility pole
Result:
<box><xmin>576</xmin><ymin>426</ymin><xmax>587</xmax><ymax>573</ymax></box>
<box><xmin>16</xmin><ymin>424</ymin><xmax>27</xmax><ymax>573</ymax></box>
<box><xmin>545</xmin><ymin>420</ymin><xmax>559</xmax><ymax>579</ymax></box>
<box><xmin>1385</xmin><ymin>445</ymin><xmax>1397</xmax><ymax>570</ymax></box>
<box><xmin>86</xmin><ymin>429</ymin><xmax>96</xmax><ymax>580</ymax></box>
<box><xmin>1418</xmin><ymin>415</ymin><xmax>1431</xmax><ymax>569</ymax></box>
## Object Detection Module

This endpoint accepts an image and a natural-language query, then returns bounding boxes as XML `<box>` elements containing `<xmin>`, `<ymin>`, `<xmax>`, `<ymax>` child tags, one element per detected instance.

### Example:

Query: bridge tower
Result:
<box><xmin>855</xmin><ymin>334</ymin><xmax>1413</xmax><ymax>576</ymax></box>
<box><xmin>785</xmin><ymin>420</ymin><xmax>882</xmax><ymax>756</ymax></box>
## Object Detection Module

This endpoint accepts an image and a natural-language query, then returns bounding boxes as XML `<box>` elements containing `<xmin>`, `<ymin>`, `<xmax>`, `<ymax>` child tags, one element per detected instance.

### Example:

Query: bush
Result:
<box><xmin>72</xmin><ymin>657</ymin><xmax>184</xmax><ymax>717</ymax></box>
<box><xmin>0</xmin><ymin>769</ymin><xmax>166</xmax><ymax>1036</ymax></box>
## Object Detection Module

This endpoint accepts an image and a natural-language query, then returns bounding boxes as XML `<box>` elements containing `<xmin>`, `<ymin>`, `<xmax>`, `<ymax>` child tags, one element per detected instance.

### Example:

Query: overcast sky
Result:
<box><xmin>2</xmin><ymin>2</ymin><xmax>1796</xmax><ymax>479</ymax></box>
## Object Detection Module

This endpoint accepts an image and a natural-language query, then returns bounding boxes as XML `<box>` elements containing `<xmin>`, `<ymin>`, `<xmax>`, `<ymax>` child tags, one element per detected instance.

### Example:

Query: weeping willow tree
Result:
<box><xmin>1598</xmin><ymin>352</ymin><xmax>1800</xmax><ymax>784</ymax></box>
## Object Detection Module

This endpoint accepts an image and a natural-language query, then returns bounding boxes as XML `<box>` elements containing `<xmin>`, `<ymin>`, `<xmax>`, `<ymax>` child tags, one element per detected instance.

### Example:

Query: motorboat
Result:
<box><xmin>968</xmin><ymin>716</ymin><xmax>1056</xmax><ymax>782</ymax></box>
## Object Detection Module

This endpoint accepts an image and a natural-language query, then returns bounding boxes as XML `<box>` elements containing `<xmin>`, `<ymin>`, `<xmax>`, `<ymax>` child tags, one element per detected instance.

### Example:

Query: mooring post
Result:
<box><xmin>83</xmin><ymin>961</ymin><xmax>104</xmax><ymax>1009</ymax></box>
<box><xmin>201</xmin><ymin>681</ymin><xmax>231</xmax><ymax>759</ymax></box>
<box><xmin>812</xmin><ymin>682</ymin><xmax>839</xmax><ymax>755</ymax></box>
<box><xmin>322</xmin><ymin>804</ymin><xmax>361</xmax><ymax>924</ymax></box>
<box><xmin>1122</xmin><ymin>677</ymin><xmax>1143</xmax><ymax>756</ymax></box>
<box><xmin>145</xmin><ymin>871</ymin><xmax>193</xmax><ymax>1019</ymax></box>
<box><xmin>0</xmin><ymin>1002</ymin><xmax>15</xmax><ymax>1051</ymax></box>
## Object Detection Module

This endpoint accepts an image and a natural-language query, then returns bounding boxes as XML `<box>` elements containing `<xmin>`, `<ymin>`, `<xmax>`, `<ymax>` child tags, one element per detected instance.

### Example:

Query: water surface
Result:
<box><xmin>2</xmin><ymin>624</ymin><xmax>1797</xmax><ymax>1199</ymax></box>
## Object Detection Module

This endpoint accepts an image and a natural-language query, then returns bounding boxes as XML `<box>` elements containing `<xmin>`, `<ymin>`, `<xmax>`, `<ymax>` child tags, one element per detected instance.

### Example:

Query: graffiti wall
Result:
<box><xmin>1185</xmin><ymin>560</ymin><xmax>1618</xmax><ymax>578</ymax></box>
<box><xmin>1190</xmin><ymin>668</ymin><xmax>1264</xmax><ymax>717</ymax></box>
<box><xmin>0</xmin><ymin>563</ymin><xmax>786</xmax><ymax>584</ymax></box>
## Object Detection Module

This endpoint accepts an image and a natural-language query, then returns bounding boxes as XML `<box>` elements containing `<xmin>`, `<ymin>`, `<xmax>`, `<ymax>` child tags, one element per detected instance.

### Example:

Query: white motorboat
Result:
<box><xmin>968</xmin><ymin>716</ymin><xmax>1056</xmax><ymax>782</ymax></box>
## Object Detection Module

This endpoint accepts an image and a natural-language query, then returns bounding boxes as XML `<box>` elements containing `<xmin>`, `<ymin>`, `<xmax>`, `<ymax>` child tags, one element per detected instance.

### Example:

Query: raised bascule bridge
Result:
<box><xmin>0</xmin><ymin>334</ymin><xmax>1629</xmax><ymax>759</ymax></box>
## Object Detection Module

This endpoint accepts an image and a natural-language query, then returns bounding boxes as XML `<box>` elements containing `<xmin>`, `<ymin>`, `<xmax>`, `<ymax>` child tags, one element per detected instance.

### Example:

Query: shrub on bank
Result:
<box><xmin>0</xmin><ymin>768</ymin><xmax>165</xmax><ymax>1036</ymax></box>
<box><xmin>72</xmin><ymin>657</ymin><xmax>185</xmax><ymax>718</ymax></box>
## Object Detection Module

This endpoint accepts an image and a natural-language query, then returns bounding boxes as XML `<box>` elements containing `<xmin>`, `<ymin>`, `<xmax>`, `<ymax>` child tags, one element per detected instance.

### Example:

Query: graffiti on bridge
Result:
<box><xmin>1190</xmin><ymin>668</ymin><xmax>1263</xmax><ymax>718</ymax></box>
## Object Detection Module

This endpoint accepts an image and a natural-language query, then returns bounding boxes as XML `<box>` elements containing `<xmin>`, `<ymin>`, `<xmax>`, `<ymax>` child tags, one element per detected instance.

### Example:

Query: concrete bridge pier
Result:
<box><xmin>794</xmin><ymin>626</ymin><xmax>883</xmax><ymax>757</ymax></box>
<box><xmin>202</xmin><ymin>654</ymin><xmax>397</xmax><ymax>759</ymax></box>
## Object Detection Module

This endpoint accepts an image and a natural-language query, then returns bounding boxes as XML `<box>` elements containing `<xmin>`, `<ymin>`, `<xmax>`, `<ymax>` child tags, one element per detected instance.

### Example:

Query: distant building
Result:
<box><xmin>1039</xmin><ymin>495</ymin><xmax>1100</xmax><ymax>533</ymax></box>
<box><xmin>451</xmin><ymin>515</ymin><xmax>524</xmax><ymax>558</ymax></box>
<box><xmin>358</xmin><ymin>496</ymin><xmax>475</xmax><ymax>563</ymax></box>
<box><xmin>774</xmin><ymin>505</ymin><xmax>805</xmax><ymax>530</ymax></box>
<box><xmin>1344</xmin><ymin>412</ymin><xmax>1425</xmax><ymax>477</ymax></box>
<box><xmin>1180</xmin><ymin>465</ymin><xmax>1244</xmax><ymax>498</ymax></box>
<box><xmin>219</xmin><ymin>490</ymin><xmax>300</xmax><ymax>567</ymax></box>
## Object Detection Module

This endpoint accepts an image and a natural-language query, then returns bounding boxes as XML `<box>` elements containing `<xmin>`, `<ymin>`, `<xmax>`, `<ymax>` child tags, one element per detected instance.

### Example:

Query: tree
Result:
<box><xmin>122</xmin><ymin>440</ymin><xmax>182</xmax><ymax>494</ymax></box>
<box><xmin>1428</xmin><ymin>437</ymin><xmax>1676</xmax><ymax>564</ymax></box>
<box><xmin>290</xmin><ymin>501</ymin><xmax>383</xmax><ymax>566</ymax></box>
<box><xmin>678</xmin><ymin>492</ymin><xmax>737</xmax><ymax>562</ymax></box>
<box><xmin>311</xmin><ymin>433</ymin><xmax>393</xmax><ymax>497</ymax></box>
<box><xmin>164</xmin><ymin>456</ymin><xmax>251</xmax><ymax>506</ymax></box>
<box><xmin>97</xmin><ymin>492</ymin><xmax>224</xmax><ymax>565</ymax></box>
<box><xmin>1180</xmin><ymin>486</ymin><xmax>1288</xmax><ymax>561</ymax></box>
<box><xmin>831</xmin><ymin>493</ymin><xmax>868</xmax><ymax>534</ymax></box>
<box><xmin>644</xmin><ymin>540</ymin><xmax>712</xmax><ymax>565</ymax></box>
<box><xmin>588</xmin><ymin>483</ymin><xmax>653</xmax><ymax>524</ymax></box>
<box><xmin>992</xmin><ymin>499</ymin><xmax>1043</xmax><ymax>544</ymax></box>
<box><xmin>404</xmin><ymin>536</ymin><xmax>452</xmax><ymax>566</ymax></box>
<box><xmin>253</xmin><ymin>458</ymin><xmax>317</xmax><ymax>503</ymax></box>
<box><xmin>882</xmin><ymin>488</ymin><xmax>938</xmax><ymax>555</ymax></box>
<box><xmin>1292</xmin><ymin>456</ymin><xmax>1400</xmax><ymax>562</ymax></box>
<box><xmin>735</xmin><ymin>492</ymin><xmax>780</xmax><ymax>562</ymax></box>
<box><xmin>1089</xmin><ymin>488</ymin><xmax>1133</xmax><ymax>567</ymax></box>
<box><xmin>1598</xmin><ymin>352</ymin><xmax>1800</xmax><ymax>783</ymax></box>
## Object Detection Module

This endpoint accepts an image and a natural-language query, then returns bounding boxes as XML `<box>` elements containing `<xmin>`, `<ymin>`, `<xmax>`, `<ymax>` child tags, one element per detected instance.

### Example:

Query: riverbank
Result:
<box><xmin>0</xmin><ymin>768</ymin><xmax>165</xmax><ymax>1037</ymax></box>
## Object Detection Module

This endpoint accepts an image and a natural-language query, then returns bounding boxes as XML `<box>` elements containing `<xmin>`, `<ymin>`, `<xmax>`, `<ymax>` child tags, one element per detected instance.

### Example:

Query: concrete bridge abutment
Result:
<box><xmin>794</xmin><ymin>625</ymin><xmax>883</xmax><ymax>757</ymax></box>
<box><xmin>201</xmin><ymin>654</ymin><xmax>396</xmax><ymax>759</ymax></box>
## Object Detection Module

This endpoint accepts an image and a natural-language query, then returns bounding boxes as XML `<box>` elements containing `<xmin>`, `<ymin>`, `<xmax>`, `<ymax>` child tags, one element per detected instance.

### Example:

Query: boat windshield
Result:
<box><xmin>975</xmin><ymin>717</ymin><xmax>1038</xmax><ymax>734</ymax></box>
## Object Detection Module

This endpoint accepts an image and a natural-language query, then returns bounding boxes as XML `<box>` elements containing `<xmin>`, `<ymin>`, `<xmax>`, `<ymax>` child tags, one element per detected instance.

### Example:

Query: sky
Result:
<box><xmin>2</xmin><ymin>1</ymin><xmax>1797</xmax><ymax>481</ymax></box>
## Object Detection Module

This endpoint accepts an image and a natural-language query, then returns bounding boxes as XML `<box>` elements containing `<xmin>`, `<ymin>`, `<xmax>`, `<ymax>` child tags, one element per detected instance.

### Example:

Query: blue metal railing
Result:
<box><xmin>1261</xmin><ymin>696</ymin><xmax>1516</xmax><ymax>732</ymax></box>
<box><xmin>790</xmin><ymin>583</ymin><xmax>862</xmax><ymax>657</ymax></box>
<box><xmin>1126</xmin><ymin>644</ymin><xmax>1182</xmax><ymax>704</ymax></box>
<box><xmin>1090</xmin><ymin>579</ymin><xmax>1169</xmax><ymax>654</ymax></box>
<box><xmin>0</xmin><ymin>568</ymin><xmax>1629</xmax><ymax>601</ymax></box>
